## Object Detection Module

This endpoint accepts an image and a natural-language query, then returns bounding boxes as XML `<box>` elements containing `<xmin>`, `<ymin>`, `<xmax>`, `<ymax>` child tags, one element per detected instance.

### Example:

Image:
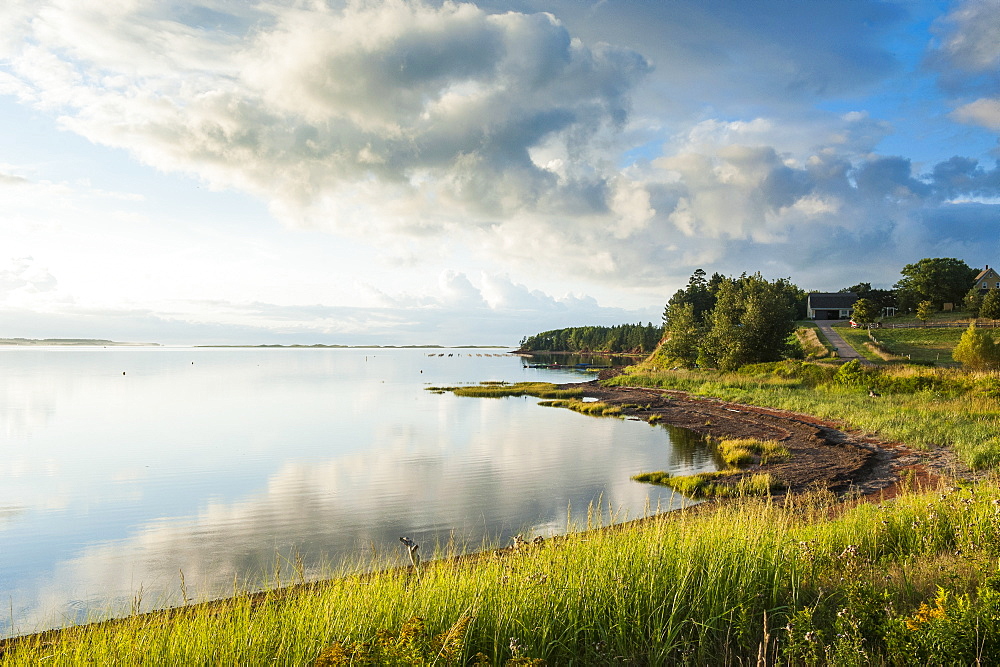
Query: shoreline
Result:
<box><xmin>0</xmin><ymin>377</ymin><xmax>976</xmax><ymax>650</ymax></box>
<box><xmin>573</xmin><ymin>377</ymin><xmax>980</xmax><ymax>498</ymax></box>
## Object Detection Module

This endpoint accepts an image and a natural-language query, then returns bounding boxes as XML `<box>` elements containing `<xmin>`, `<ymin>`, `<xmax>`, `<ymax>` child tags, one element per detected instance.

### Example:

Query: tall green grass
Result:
<box><xmin>7</xmin><ymin>480</ymin><xmax>1000</xmax><ymax>664</ymax></box>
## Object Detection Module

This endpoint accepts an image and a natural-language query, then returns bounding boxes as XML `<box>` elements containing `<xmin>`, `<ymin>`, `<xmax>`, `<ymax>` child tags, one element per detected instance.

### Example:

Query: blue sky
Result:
<box><xmin>0</xmin><ymin>0</ymin><xmax>997</xmax><ymax>345</ymax></box>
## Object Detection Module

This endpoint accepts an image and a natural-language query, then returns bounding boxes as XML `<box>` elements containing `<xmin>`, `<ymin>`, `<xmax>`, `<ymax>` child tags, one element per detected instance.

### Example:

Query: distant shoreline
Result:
<box><xmin>0</xmin><ymin>338</ymin><xmax>159</xmax><ymax>347</ymax></box>
<box><xmin>0</xmin><ymin>340</ymin><xmax>508</xmax><ymax>349</ymax></box>
<box><xmin>197</xmin><ymin>344</ymin><xmax>509</xmax><ymax>349</ymax></box>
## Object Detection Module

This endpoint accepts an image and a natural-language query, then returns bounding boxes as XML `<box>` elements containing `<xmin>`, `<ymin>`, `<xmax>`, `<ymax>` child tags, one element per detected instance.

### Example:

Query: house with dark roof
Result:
<box><xmin>807</xmin><ymin>292</ymin><xmax>858</xmax><ymax>320</ymax></box>
<box><xmin>974</xmin><ymin>266</ymin><xmax>1000</xmax><ymax>293</ymax></box>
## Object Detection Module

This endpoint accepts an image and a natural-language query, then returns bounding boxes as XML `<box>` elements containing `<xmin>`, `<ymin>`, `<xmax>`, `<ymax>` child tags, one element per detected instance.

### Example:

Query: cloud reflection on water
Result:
<box><xmin>0</xmin><ymin>350</ymin><xmax>714</xmax><ymax>636</ymax></box>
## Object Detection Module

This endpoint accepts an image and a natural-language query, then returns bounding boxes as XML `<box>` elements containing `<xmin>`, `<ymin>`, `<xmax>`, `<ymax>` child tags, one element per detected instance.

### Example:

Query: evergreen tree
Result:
<box><xmin>840</xmin><ymin>282</ymin><xmax>872</xmax><ymax>297</ymax></box>
<box><xmin>663</xmin><ymin>269</ymin><xmax>716</xmax><ymax>326</ymax></box>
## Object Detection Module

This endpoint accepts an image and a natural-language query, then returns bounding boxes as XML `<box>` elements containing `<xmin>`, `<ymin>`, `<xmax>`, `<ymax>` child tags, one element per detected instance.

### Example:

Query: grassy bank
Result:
<box><xmin>5</xmin><ymin>479</ymin><xmax>1000</xmax><ymax>664</ymax></box>
<box><xmin>608</xmin><ymin>358</ymin><xmax>1000</xmax><ymax>469</ymax></box>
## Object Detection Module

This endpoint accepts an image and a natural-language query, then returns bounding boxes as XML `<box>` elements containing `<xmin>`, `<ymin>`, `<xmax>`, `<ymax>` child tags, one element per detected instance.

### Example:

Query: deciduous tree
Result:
<box><xmin>894</xmin><ymin>258</ymin><xmax>977</xmax><ymax>310</ymax></box>
<box><xmin>662</xmin><ymin>302</ymin><xmax>700</xmax><ymax>367</ymax></box>
<box><xmin>851</xmin><ymin>298</ymin><xmax>880</xmax><ymax>328</ymax></box>
<box><xmin>700</xmin><ymin>274</ymin><xmax>795</xmax><ymax>370</ymax></box>
<box><xmin>964</xmin><ymin>287</ymin><xmax>983</xmax><ymax>318</ymax></box>
<box><xmin>981</xmin><ymin>289</ymin><xmax>1000</xmax><ymax>321</ymax></box>
<box><xmin>953</xmin><ymin>323</ymin><xmax>1000</xmax><ymax>370</ymax></box>
<box><xmin>916</xmin><ymin>300</ymin><xmax>935</xmax><ymax>325</ymax></box>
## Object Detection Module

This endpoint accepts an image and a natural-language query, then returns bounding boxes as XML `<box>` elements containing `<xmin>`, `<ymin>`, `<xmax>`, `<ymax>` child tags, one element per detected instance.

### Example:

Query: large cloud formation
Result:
<box><xmin>0</xmin><ymin>1</ymin><xmax>648</xmax><ymax>232</ymax></box>
<box><xmin>1</xmin><ymin>0</ymin><xmax>998</xmax><ymax>297</ymax></box>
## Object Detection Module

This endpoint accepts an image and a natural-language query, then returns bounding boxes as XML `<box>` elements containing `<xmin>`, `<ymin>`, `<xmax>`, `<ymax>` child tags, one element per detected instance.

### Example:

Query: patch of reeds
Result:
<box><xmin>427</xmin><ymin>382</ymin><xmax>583</xmax><ymax>399</ymax></box>
<box><xmin>537</xmin><ymin>398</ymin><xmax>623</xmax><ymax>417</ymax></box>
<box><xmin>11</xmin><ymin>480</ymin><xmax>1000</xmax><ymax>664</ymax></box>
<box><xmin>630</xmin><ymin>471</ymin><xmax>783</xmax><ymax>498</ymax></box>
<box><xmin>630</xmin><ymin>470</ymin><xmax>672</xmax><ymax>485</ymax></box>
<box><xmin>715</xmin><ymin>437</ymin><xmax>790</xmax><ymax>466</ymax></box>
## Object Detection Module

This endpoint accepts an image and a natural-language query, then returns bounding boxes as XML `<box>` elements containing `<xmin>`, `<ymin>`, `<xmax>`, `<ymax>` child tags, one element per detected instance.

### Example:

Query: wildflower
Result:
<box><xmin>804</xmin><ymin>631</ymin><xmax>817</xmax><ymax>642</ymax></box>
<box><xmin>839</xmin><ymin>544</ymin><xmax>859</xmax><ymax>559</ymax></box>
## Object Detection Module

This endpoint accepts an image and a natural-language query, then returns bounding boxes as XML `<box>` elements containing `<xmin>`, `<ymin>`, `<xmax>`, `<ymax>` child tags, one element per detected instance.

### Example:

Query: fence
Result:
<box><xmin>851</xmin><ymin>321</ymin><xmax>998</xmax><ymax>330</ymax></box>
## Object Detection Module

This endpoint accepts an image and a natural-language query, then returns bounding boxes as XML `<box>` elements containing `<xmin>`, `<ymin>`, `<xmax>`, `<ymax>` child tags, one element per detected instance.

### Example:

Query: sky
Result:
<box><xmin>0</xmin><ymin>0</ymin><xmax>998</xmax><ymax>345</ymax></box>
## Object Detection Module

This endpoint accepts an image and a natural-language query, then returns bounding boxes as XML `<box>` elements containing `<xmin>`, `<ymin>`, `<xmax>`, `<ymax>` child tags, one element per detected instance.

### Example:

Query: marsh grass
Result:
<box><xmin>9</xmin><ymin>480</ymin><xmax>1000</xmax><ymax>664</ymax></box>
<box><xmin>715</xmin><ymin>437</ymin><xmax>790</xmax><ymax>466</ymax></box>
<box><xmin>427</xmin><ymin>382</ymin><xmax>583</xmax><ymax>399</ymax></box>
<box><xmin>537</xmin><ymin>398</ymin><xmax>623</xmax><ymax>417</ymax></box>
<box><xmin>636</xmin><ymin>470</ymin><xmax>724</xmax><ymax>497</ymax></box>
<box><xmin>632</xmin><ymin>435</ymin><xmax>789</xmax><ymax>498</ymax></box>
<box><xmin>629</xmin><ymin>470</ymin><xmax>782</xmax><ymax>498</ymax></box>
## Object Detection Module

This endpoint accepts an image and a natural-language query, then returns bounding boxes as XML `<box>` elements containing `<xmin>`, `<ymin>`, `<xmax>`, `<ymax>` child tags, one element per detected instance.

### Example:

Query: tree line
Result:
<box><xmin>842</xmin><ymin>257</ymin><xmax>993</xmax><ymax>327</ymax></box>
<box><xmin>518</xmin><ymin>323</ymin><xmax>663</xmax><ymax>354</ymax></box>
<box><xmin>520</xmin><ymin>256</ymin><xmax>993</xmax><ymax>370</ymax></box>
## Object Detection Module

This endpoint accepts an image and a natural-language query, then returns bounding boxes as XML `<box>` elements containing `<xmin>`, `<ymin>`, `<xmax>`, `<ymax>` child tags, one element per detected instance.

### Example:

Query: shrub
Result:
<box><xmin>834</xmin><ymin>360</ymin><xmax>874</xmax><ymax>387</ymax></box>
<box><xmin>953</xmin><ymin>323</ymin><xmax>1000</xmax><ymax>370</ymax></box>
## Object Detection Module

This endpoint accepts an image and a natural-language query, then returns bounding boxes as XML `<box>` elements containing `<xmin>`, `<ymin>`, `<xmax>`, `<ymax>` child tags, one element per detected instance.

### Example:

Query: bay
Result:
<box><xmin>0</xmin><ymin>347</ymin><xmax>716</xmax><ymax>637</ymax></box>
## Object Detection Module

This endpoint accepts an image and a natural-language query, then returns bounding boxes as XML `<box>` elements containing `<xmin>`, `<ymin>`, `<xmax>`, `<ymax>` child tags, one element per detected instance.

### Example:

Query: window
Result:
<box><xmin>984</xmin><ymin>281</ymin><xmax>989</xmax><ymax>288</ymax></box>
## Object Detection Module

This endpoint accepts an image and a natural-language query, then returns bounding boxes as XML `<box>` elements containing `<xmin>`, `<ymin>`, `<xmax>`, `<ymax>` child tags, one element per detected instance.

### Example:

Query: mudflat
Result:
<box><xmin>573</xmin><ymin>378</ymin><xmax>980</xmax><ymax>498</ymax></box>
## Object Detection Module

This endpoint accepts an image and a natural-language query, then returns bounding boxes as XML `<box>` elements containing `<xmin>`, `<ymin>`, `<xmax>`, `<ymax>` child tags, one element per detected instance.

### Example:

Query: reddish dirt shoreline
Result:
<box><xmin>573</xmin><ymin>377</ymin><xmax>982</xmax><ymax>499</ymax></box>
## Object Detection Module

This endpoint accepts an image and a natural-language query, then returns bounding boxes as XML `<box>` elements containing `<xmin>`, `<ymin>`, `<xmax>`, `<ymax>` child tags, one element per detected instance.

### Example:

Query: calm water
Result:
<box><xmin>0</xmin><ymin>347</ymin><xmax>716</xmax><ymax>637</ymax></box>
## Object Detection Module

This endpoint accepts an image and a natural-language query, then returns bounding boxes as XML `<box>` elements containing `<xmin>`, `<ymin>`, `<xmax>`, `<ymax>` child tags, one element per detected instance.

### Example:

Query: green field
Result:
<box><xmin>838</xmin><ymin>326</ymin><xmax>968</xmax><ymax>364</ymax></box>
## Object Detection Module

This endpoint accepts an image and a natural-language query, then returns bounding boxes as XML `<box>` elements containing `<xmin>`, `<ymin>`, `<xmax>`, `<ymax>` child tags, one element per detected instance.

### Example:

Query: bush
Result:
<box><xmin>834</xmin><ymin>360</ymin><xmax>875</xmax><ymax>387</ymax></box>
<box><xmin>953</xmin><ymin>323</ymin><xmax>1000</xmax><ymax>370</ymax></box>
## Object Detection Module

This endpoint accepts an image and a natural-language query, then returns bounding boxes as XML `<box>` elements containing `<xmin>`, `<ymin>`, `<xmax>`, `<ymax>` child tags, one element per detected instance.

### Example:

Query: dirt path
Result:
<box><xmin>574</xmin><ymin>379</ymin><xmax>977</xmax><ymax>497</ymax></box>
